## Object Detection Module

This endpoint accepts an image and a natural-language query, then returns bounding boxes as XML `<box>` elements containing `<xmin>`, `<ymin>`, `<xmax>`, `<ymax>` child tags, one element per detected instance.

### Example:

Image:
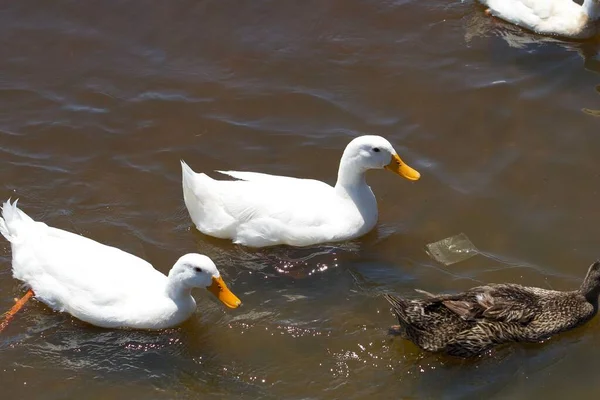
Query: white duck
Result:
<box><xmin>0</xmin><ymin>200</ymin><xmax>241</xmax><ymax>330</ymax></box>
<box><xmin>181</xmin><ymin>135</ymin><xmax>421</xmax><ymax>248</ymax></box>
<box><xmin>478</xmin><ymin>0</ymin><xmax>600</xmax><ymax>39</ymax></box>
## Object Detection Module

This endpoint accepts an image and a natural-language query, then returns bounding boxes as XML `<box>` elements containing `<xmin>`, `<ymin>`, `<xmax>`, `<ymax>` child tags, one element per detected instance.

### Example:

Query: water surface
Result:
<box><xmin>1</xmin><ymin>1</ymin><xmax>600</xmax><ymax>399</ymax></box>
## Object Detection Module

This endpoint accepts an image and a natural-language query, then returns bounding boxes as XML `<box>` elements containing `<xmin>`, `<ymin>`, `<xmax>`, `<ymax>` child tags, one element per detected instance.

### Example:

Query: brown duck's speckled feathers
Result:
<box><xmin>384</xmin><ymin>260</ymin><xmax>600</xmax><ymax>358</ymax></box>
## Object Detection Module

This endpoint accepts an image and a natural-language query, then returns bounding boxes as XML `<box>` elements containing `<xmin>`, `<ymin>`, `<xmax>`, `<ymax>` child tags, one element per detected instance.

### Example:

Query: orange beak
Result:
<box><xmin>207</xmin><ymin>276</ymin><xmax>241</xmax><ymax>309</ymax></box>
<box><xmin>384</xmin><ymin>154</ymin><xmax>420</xmax><ymax>181</ymax></box>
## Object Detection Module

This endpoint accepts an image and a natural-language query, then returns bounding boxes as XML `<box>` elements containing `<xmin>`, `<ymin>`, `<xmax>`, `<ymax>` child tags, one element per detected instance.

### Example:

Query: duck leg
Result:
<box><xmin>0</xmin><ymin>289</ymin><xmax>34</xmax><ymax>333</ymax></box>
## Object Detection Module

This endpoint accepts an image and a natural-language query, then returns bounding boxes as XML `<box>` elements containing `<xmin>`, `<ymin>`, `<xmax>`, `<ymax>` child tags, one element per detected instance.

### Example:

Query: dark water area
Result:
<box><xmin>1</xmin><ymin>1</ymin><xmax>600</xmax><ymax>399</ymax></box>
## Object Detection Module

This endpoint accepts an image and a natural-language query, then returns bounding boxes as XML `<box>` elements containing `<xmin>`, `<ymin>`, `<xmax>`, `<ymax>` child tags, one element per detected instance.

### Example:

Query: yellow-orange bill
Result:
<box><xmin>384</xmin><ymin>154</ymin><xmax>420</xmax><ymax>181</ymax></box>
<box><xmin>208</xmin><ymin>276</ymin><xmax>241</xmax><ymax>309</ymax></box>
<box><xmin>0</xmin><ymin>289</ymin><xmax>34</xmax><ymax>333</ymax></box>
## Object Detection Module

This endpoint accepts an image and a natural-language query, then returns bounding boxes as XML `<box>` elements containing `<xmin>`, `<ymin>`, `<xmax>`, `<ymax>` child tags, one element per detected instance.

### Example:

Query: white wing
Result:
<box><xmin>181</xmin><ymin>161</ymin><xmax>353</xmax><ymax>246</ymax></box>
<box><xmin>216</xmin><ymin>169</ymin><xmax>332</xmax><ymax>190</ymax></box>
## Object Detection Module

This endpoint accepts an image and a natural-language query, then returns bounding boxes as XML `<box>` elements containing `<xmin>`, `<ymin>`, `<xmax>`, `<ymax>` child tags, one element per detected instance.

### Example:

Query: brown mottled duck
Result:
<box><xmin>384</xmin><ymin>260</ymin><xmax>600</xmax><ymax>358</ymax></box>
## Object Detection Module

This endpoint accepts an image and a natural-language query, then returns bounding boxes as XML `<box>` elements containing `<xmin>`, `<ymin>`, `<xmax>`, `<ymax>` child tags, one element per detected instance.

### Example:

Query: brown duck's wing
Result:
<box><xmin>415</xmin><ymin>285</ymin><xmax>539</xmax><ymax>324</ymax></box>
<box><xmin>459</xmin><ymin>285</ymin><xmax>539</xmax><ymax>324</ymax></box>
<box><xmin>480</xmin><ymin>301</ymin><xmax>537</xmax><ymax>323</ymax></box>
<box><xmin>442</xmin><ymin>300</ymin><xmax>480</xmax><ymax>321</ymax></box>
<box><xmin>411</xmin><ymin>288</ymin><xmax>485</xmax><ymax>321</ymax></box>
<box><xmin>407</xmin><ymin>284</ymin><xmax>540</xmax><ymax>324</ymax></box>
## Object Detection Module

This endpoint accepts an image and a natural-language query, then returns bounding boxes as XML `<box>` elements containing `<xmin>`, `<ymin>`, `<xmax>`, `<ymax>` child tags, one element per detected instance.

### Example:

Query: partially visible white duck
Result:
<box><xmin>181</xmin><ymin>135</ymin><xmax>421</xmax><ymax>248</ymax></box>
<box><xmin>0</xmin><ymin>200</ymin><xmax>241</xmax><ymax>330</ymax></box>
<box><xmin>479</xmin><ymin>0</ymin><xmax>600</xmax><ymax>39</ymax></box>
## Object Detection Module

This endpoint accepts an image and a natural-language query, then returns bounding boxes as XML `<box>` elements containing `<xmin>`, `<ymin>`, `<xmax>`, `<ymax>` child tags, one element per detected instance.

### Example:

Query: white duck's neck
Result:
<box><xmin>333</xmin><ymin>156</ymin><xmax>378</xmax><ymax>229</ymax></box>
<box><xmin>583</xmin><ymin>0</ymin><xmax>600</xmax><ymax>20</ymax></box>
<box><xmin>334</xmin><ymin>157</ymin><xmax>368</xmax><ymax>196</ymax></box>
<box><xmin>165</xmin><ymin>277</ymin><xmax>193</xmax><ymax>301</ymax></box>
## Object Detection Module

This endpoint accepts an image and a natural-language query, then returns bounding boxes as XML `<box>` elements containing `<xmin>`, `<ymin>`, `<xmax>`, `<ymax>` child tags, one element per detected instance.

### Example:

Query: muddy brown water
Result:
<box><xmin>1</xmin><ymin>1</ymin><xmax>600</xmax><ymax>399</ymax></box>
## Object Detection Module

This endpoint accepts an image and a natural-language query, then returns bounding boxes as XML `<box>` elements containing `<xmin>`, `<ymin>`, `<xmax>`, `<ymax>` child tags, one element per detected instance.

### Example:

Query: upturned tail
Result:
<box><xmin>0</xmin><ymin>199</ymin><xmax>35</xmax><ymax>242</ymax></box>
<box><xmin>0</xmin><ymin>199</ymin><xmax>35</xmax><ymax>243</ymax></box>
<box><xmin>383</xmin><ymin>293</ymin><xmax>410</xmax><ymax>324</ymax></box>
<box><xmin>180</xmin><ymin>160</ymin><xmax>196</xmax><ymax>191</ymax></box>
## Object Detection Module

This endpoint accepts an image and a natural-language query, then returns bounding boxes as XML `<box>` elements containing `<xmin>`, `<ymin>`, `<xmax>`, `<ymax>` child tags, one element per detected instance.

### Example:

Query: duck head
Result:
<box><xmin>339</xmin><ymin>135</ymin><xmax>421</xmax><ymax>181</ymax></box>
<box><xmin>169</xmin><ymin>253</ymin><xmax>241</xmax><ymax>308</ymax></box>
<box><xmin>580</xmin><ymin>259</ymin><xmax>600</xmax><ymax>301</ymax></box>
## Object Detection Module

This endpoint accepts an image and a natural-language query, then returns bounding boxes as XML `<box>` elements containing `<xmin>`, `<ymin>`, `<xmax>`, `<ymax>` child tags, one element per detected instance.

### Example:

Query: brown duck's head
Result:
<box><xmin>580</xmin><ymin>260</ymin><xmax>600</xmax><ymax>300</ymax></box>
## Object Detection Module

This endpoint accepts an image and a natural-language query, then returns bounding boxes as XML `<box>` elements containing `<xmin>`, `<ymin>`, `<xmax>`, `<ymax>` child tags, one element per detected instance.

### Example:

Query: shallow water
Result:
<box><xmin>1</xmin><ymin>1</ymin><xmax>600</xmax><ymax>399</ymax></box>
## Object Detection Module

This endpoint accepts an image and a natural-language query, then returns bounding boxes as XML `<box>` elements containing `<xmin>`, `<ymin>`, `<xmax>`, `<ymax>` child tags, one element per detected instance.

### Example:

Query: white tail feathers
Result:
<box><xmin>180</xmin><ymin>160</ymin><xmax>196</xmax><ymax>188</ymax></box>
<box><xmin>0</xmin><ymin>199</ymin><xmax>34</xmax><ymax>242</ymax></box>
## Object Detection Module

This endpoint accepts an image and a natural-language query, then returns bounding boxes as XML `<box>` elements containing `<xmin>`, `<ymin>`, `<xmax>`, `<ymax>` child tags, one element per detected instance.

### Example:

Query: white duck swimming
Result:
<box><xmin>181</xmin><ymin>135</ymin><xmax>421</xmax><ymax>248</ymax></box>
<box><xmin>0</xmin><ymin>200</ymin><xmax>241</xmax><ymax>330</ymax></box>
<box><xmin>478</xmin><ymin>0</ymin><xmax>600</xmax><ymax>39</ymax></box>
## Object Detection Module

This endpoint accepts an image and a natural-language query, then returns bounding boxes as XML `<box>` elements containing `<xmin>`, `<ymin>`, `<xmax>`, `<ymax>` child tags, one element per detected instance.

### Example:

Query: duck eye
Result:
<box><xmin>194</xmin><ymin>267</ymin><xmax>202</xmax><ymax>273</ymax></box>
<box><xmin>372</xmin><ymin>147</ymin><xmax>380</xmax><ymax>153</ymax></box>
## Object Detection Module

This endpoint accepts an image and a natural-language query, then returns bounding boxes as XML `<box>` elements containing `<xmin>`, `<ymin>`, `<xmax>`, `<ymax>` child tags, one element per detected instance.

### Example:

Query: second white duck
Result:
<box><xmin>479</xmin><ymin>0</ymin><xmax>600</xmax><ymax>39</ymax></box>
<box><xmin>181</xmin><ymin>135</ymin><xmax>421</xmax><ymax>248</ymax></box>
<box><xmin>0</xmin><ymin>200</ymin><xmax>241</xmax><ymax>330</ymax></box>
